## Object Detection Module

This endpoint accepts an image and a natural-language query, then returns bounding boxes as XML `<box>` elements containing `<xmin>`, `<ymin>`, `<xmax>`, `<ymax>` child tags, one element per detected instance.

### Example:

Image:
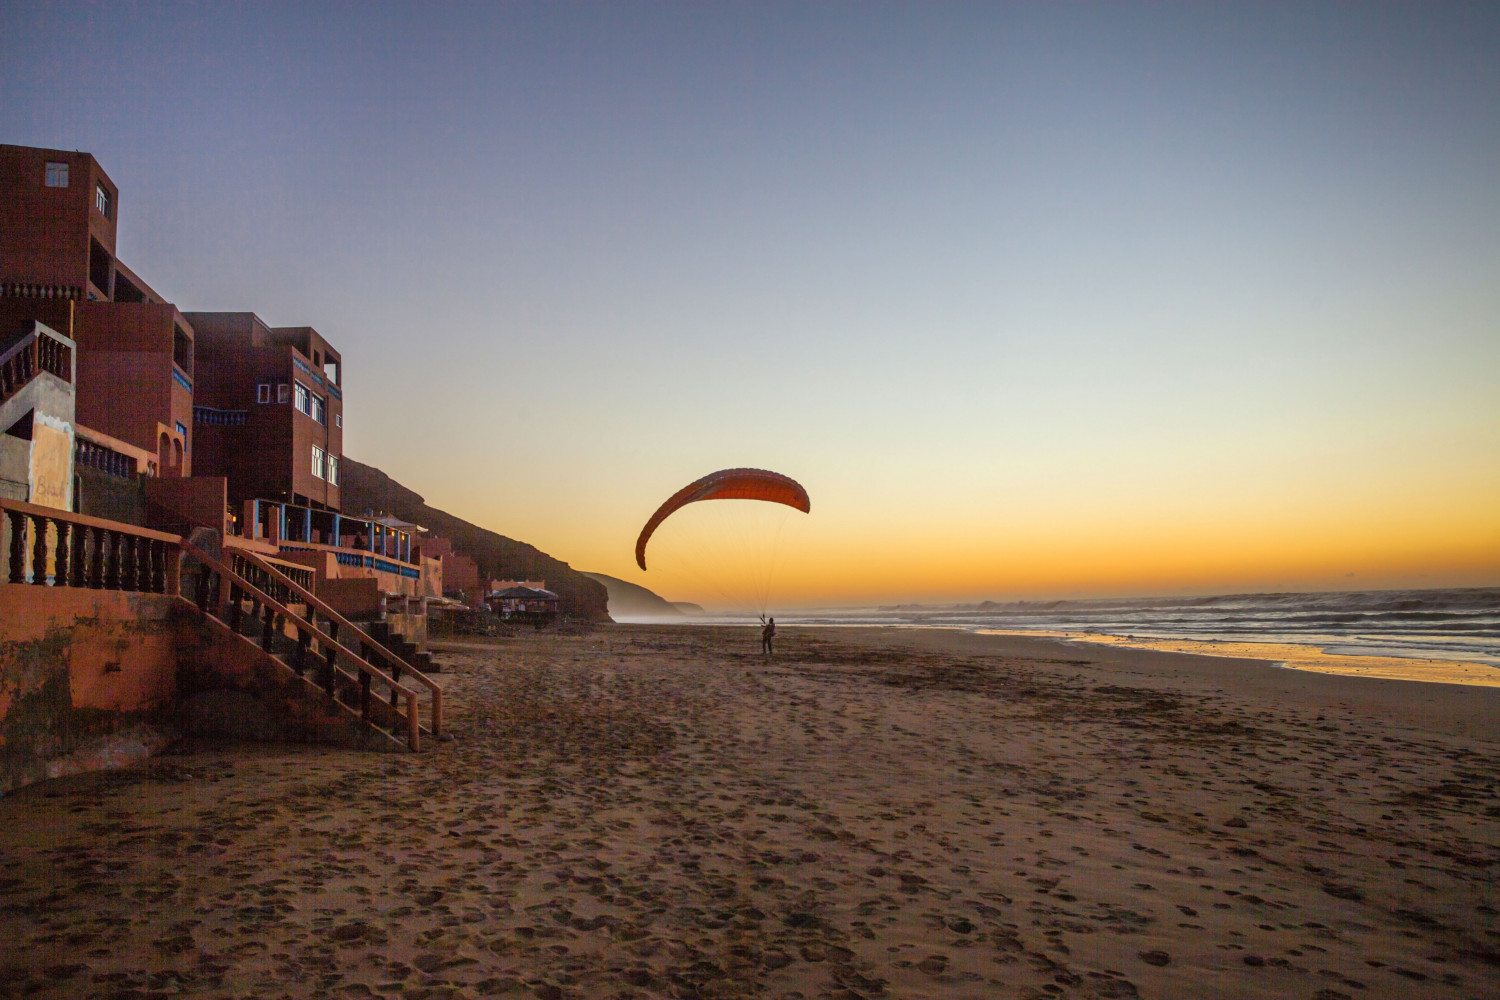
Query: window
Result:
<box><xmin>326</xmin><ymin>454</ymin><xmax>339</xmax><ymax>486</ymax></box>
<box><xmin>311</xmin><ymin>445</ymin><xmax>325</xmax><ymax>479</ymax></box>
<box><xmin>45</xmin><ymin>162</ymin><xmax>68</xmax><ymax>187</ymax></box>
<box><xmin>257</xmin><ymin>382</ymin><xmax>271</xmax><ymax>404</ymax></box>
<box><xmin>294</xmin><ymin>381</ymin><xmax>310</xmax><ymax>415</ymax></box>
<box><xmin>311</xmin><ymin>394</ymin><xmax>325</xmax><ymax>425</ymax></box>
<box><xmin>335</xmin><ymin>413</ymin><xmax>341</xmax><ymax>428</ymax></box>
<box><xmin>95</xmin><ymin>183</ymin><xmax>111</xmax><ymax>219</ymax></box>
<box><xmin>175</xmin><ymin>421</ymin><xmax>188</xmax><ymax>438</ymax></box>
<box><xmin>277</xmin><ymin>382</ymin><xmax>290</xmax><ymax>404</ymax></box>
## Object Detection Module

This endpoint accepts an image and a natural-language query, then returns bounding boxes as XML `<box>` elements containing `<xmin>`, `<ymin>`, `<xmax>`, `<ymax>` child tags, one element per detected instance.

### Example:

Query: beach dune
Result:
<box><xmin>1</xmin><ymin>626</ymin><xmax>1495</xmax><ymax>999</ymax></box>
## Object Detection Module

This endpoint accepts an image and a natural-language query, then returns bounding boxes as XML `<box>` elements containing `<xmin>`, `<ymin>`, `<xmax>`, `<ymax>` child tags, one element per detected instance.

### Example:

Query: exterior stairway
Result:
<box><xmin>364</xmin><ymin>620</ymin><xmax>437</xmax><ymax>674</ymax></box>
<box><xmin>182</xmin><ymin>540</ymin><xmax>444</xmax><ymax>750</ymax></box>
<box><xmin>0</xmin><ymin>496</ymin><xmax>443</xmax><ymax>753</ymax></box>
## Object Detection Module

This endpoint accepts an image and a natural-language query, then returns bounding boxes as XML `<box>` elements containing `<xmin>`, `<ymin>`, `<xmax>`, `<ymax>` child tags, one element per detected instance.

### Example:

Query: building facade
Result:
<box><xmin>2</xmin><ymin>142</ymin><xmax>441</xmax><ymax>641</ymax></box>
<box><xmin>0</xmin><ymin>144</ymin><xmax>195</xmax><ymax>480</ymax></box>
<box><xmin>187</xmin><ymin>312</ymin><xmax>344</xmax><ymax>511</ymax></box>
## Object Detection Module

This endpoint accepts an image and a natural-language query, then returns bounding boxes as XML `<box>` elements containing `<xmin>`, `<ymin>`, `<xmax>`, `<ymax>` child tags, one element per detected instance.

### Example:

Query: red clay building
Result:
<box><xmin>0</xmin><ymin>144</ymin><xmax>194</xmax><ymax>478</ymax></box>
<box><xmin>186</xmin><ymin>312</ymin><xmax>343</xmax><ymax>513</ymax></box>
<box><xmin>418</xmin><ymin>532</ymin><xmax>483</xmax><ymax>601</ymax></box>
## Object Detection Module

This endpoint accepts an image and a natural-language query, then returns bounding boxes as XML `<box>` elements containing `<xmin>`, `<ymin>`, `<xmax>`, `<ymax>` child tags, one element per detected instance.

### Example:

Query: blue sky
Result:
<box><xmin>4</xmin><ymin>3</ymin><xmax>1497</xmax><ymax>602</ymax></box>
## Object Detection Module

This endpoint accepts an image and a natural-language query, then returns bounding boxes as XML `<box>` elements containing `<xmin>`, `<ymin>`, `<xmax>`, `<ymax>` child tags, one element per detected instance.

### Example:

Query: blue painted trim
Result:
<box><xmin>373</xmin><ymin>557</ymin><xmax>421</xmax><ymax>579</ymax></box>
<box><xmin>292</xmin><ymin>355</ymin><xmax>324</xmax><ymax>386</ymax></box>
<box><xmin>172</xmin><ymin>367</ymin><xmax>193</xmax><ymax>392</ymax></box>
<box><xmin>327</xmin><ymin>383</ymin><xmax>341</xmax><ymax>400</ymax></box>
<box><xmin>330</xmin><ymin>550</ymin><xmax>419</xmax><ymax>578</ymax></box>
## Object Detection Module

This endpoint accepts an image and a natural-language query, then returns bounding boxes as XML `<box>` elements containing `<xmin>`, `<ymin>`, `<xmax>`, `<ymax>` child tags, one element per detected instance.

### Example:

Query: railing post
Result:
<box><xmin>150</xmin><ymin>541</ymin><xmax>164</xmax><ymax>593</ymax></box>
<box><xmin>407</xmin><ymin>692</ymin><xmax>420</xmax><ymax>751</ymax></box>
<box><xmin>132</xmin><ymin>536</ymin><xmax>147</xmax><ymax>592</ymax></box>
<box><xmin>261</xmin><ymin>603</ymin><xmax>276</xmax><ymax>649</ymax></box>
<box><xmin>6</xmin><ymin>509</ymin><xmax>25</xmax><ymax>584</ymax></box>
<box><xmin>322</xmin><ymin>643</ymin><xmax>337</xmax><ymax>697</ymax></box>
<box><xmin>53</xmin><ymin>520</ymin><xmax>69</xmax><ymax>587</ymax></box>
<box><xmin>103</xmin><ymin>530</ymin><xmax>121</xmax><ymax>590</ymax></box>
<box><xmin>69</xmin><ymin>521</ymin><xmax>86</xmax><ymax>588</ymax></box>
<box><xmin>164</xmin><ymin>545</ymin><xmax>181</xmax><ymax>596</ymax></box>
<box><xmin>29</xmin><ymin>513</ymin><xmax>47</xmax><ymax>585</ymax></box>
<box><xmin>88</xmin><ymin>526</ymin><xmax>104</xmax><ymax>588</ymax></box>
<box><xmin>228</xmin><ymin>582</ymin><xmax>243</xmax><ymax>632</ymax></box>
<box><xmin>360</xmin><ymin>670</ymin><xmax>371</xmax><ymax>722</ymax></box>
<box><xmin>295</xmin><ymin>626</ymin><xmax>309</xmax><ymax>676</ymax></box>
<box><xmin>195</xmin><ymin>565</ymin><xmax>211</xmax><ymax>612</ymax></box>
<box><xmin>121</xmin><ymin>534</ymin><xmax>138</xmax><ymax>591</ymax></box>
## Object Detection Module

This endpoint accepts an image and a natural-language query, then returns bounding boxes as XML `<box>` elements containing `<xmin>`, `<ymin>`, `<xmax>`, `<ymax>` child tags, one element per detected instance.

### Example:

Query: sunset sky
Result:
<box><xmin>3</xmin><ymin>3</ymin><xmax>1496</xmax><ymax>606</ymax></box>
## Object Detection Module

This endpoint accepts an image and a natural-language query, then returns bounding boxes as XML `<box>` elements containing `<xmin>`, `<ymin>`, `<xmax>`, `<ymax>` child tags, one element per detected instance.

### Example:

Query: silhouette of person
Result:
<box><xmin>761</xmin><ymin>617</ymin><xmax>776</xmax><ymax>658</ymax></box>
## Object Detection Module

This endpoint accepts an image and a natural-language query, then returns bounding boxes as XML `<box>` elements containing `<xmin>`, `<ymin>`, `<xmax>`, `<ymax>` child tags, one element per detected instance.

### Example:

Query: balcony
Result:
<box><xmin>232</xmin><ymin>499</ymin><xmax>430</xmax><ymax>600</ymax></box>
<box><xmin>193</xmin><ymin>406</ymin><xmax>247</xmax><ymax>427</ymax></box>
<box><xmin>1</xmin><ymin>322</ymin><xmax>73</xmax><ymax>406</ymax></box>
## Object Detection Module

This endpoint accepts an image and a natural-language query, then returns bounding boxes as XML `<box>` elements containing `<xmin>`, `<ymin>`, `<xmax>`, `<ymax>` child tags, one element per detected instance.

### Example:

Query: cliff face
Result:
<box><xmin>580</xmin><ymin>572</ymin><xmax>684</xmax><ymax>620</ymax></box>
<box><xmin>340</xmin><ymin>457</ymin><xmax>611</xmax><ymax>621</ymax></box>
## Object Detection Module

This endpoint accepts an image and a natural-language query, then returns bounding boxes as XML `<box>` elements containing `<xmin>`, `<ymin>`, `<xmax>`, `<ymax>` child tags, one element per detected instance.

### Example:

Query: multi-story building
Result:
<box><xmin>0</xmin><ymin>144</ymin><xmax>194</xmax><ymax>479</ymax></box>
<box><xmin>187</xmin><ymin>312</ymin><xmax>343</xmax><ymax>513</ymax></box>
<box><xmin>2</xmin><ymin>142</ymin><xmax>438</xmax><ymax>628</ymax></box>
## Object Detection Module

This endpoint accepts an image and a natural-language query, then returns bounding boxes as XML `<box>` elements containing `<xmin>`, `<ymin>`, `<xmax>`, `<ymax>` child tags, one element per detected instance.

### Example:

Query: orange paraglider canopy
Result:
<box><xmin>636</xmin><ymin>468</ymin><xmax>810</xmax><ymax>570</ymax></box>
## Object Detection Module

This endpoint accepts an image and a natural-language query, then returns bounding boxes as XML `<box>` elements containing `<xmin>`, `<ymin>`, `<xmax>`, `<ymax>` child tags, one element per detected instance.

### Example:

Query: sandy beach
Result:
<box><xmin>1</xmin><ymin>624</ymin><xmax>1496</xmax><ymax>1000</ymax></box>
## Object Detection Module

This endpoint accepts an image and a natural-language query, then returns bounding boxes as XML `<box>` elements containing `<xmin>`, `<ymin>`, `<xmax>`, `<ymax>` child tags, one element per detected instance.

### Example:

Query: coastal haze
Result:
<box><xmin>3</xmin><ymin>3</ymin><xmax>1497</xmax><ymax>607</ymax></box>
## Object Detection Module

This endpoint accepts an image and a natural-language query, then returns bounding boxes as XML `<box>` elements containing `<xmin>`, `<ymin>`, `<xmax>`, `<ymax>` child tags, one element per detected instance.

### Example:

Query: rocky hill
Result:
<box><xmin>340</xmin><ymin>458</ymin><xmax>610</xmax><ymax>621</ymax></box>
<box><xmin>580</xmin><ymin>572</ymin><xmax>688</xmax><ymax>620</ymax></box>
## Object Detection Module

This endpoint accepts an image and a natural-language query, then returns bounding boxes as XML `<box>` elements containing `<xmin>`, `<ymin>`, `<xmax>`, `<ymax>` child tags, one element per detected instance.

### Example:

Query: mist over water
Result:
<box><xmin>684</xmin><ymin>589</ymin><xmax>1500</xmax><ymax>670</ymax></box>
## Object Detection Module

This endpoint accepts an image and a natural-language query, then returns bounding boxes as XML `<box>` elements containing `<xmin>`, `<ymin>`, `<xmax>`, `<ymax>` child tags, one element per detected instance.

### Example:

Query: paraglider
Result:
<box><xmin>635</xmin><ymin>468</ymin><xmax>811</xmax><ymax>571</ymax></box>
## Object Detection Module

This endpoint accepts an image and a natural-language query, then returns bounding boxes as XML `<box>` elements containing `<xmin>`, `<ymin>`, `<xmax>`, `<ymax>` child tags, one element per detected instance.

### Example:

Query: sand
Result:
<box><xmin>1</xmin><ymin>624</ymin><xmax>1496</xmax><ymax>1000</ymax></box>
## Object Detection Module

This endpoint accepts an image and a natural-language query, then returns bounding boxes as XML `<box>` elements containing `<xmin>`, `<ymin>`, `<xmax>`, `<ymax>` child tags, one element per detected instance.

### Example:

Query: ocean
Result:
<box><xmin>670</xmin><ymin>588</ymin><xmax>1500</xmax><ymax>672</ymax></box>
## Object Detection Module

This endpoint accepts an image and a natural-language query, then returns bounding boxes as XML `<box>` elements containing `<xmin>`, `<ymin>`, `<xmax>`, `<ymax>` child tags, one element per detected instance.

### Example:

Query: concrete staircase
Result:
<box><xmin>179</xmin><ymin>598</ymin><xmax>412</xmax><ymax>752</ymax></box>
<box><xmin>364</xmin><ymin>620</ymin><xmax>438</xmax><ymax>674</ymax></box>
<box><xmin>182</xmin><ymin>541</ymin><xmax>443</xmax><ymax>750</ymax></box>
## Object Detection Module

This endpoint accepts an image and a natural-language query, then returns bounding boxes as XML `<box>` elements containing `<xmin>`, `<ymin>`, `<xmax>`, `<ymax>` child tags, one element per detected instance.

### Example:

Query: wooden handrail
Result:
<box><xmin>181</xmin><ymin>541</ymin><xmax>423</xmax><ymax>750</ymax></box>
<box><xmin>0</xmin><ymin>497</ymin><xmax>181</xmax><ymax>543</ymax></box>
<box><xmin>228</xmin><ymin>545</ymin><xmax>443</xmax><ymax>736</ymax></box>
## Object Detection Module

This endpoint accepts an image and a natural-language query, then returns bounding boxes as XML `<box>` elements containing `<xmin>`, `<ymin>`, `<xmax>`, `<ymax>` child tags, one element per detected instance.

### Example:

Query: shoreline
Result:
<box><xmin>972</xmin><ymin>628</ymin><xmax>1500</xmax><ymax>688</ymax></box>
<box><xmin>615</xmin><ymin>617</ymin><xmax>1500</xmax><ymax>688</ymax></box>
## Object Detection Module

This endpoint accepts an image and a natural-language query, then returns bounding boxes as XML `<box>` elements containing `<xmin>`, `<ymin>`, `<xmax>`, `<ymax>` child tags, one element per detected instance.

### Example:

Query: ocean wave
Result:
<box><xmin>772</xmin><ymin>587</ymin><xmax>1500</xmax><ymax>667</ymax></box>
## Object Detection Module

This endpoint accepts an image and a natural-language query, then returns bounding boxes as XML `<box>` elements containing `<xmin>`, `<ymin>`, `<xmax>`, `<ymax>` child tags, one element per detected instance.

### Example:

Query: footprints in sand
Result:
<box><xmin>0</xmin><ymin>626</ymin><xmax>1495</xmax><ymax>999</ymax></box>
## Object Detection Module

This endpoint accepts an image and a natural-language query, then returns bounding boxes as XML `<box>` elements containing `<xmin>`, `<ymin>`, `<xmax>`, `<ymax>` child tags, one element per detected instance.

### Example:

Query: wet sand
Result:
<box><xmin>1</xmin><ymin>625</ymin><xmax>1497</xmax><ymax>999</ymax></box>
<box><xmin>973</xmin><ymin>629</ymin><xmax>1500</xmax><ymax>688</ymax></box>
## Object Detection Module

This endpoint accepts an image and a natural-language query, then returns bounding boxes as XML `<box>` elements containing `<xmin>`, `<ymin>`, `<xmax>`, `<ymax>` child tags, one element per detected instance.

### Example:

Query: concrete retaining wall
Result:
<box><xmin>0</xmin><ymin>583</ymin><xmax>401</xmax><ymax>794</ymax></box>
<box><xmin>0</xmin><ymin>585</ymin><xmax>179</xmax><ymax>792</ymax></box>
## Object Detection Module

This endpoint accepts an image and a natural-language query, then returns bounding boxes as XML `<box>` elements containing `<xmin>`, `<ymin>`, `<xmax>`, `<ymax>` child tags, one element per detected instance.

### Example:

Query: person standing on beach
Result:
<box><xmin>761</xmin><ymin>616</ymin><xmax>776</xmax><ymax>658</ymax></box>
